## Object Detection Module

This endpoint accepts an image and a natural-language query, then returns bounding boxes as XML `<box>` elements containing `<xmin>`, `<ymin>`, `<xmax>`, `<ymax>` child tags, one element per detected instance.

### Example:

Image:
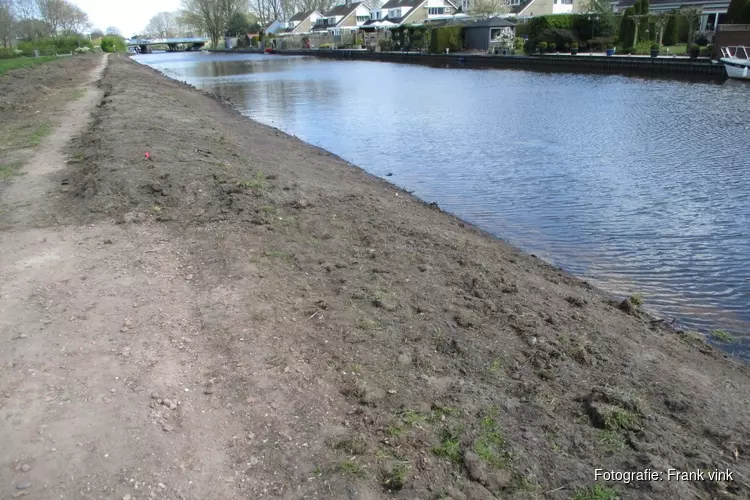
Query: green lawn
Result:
<box><xmin>0</xmin><ymin>56</ymin><xmax>58</xmax><ymax>76</ymax></box>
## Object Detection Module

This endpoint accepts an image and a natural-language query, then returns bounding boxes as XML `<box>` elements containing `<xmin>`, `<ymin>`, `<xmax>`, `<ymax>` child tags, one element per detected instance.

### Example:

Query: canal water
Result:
<box><xmin>134</xmin><ymin>52</ymin><xmax>750</xmax><ymax>356</ymax></box>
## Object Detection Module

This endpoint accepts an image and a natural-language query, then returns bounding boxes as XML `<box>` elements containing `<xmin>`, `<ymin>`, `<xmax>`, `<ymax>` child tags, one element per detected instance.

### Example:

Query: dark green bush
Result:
<box><xmin>548</xmin><ymin>42</ymin><xmax>557</xmax><ymax>51</ymax></box>
<box><xmin>428</xmin><ymin>26</ymin><xmax>462</xmax><ymax>53</ymax></box>
<box><xmin>570</xmin><ymin>42</ymin><xmax>578</xmax><ymax>49</ymax></box>
<box><xmin>589</xmin><ymin>36</ymin><xmax>614</xmax><ymax>50</ymax></box>
<box><xmin>571</xmin><ymin>14</ymin><xmax>616</xmax><ymax>40</ymax></box>
<box><xmin>100</xmin><ymin>36</ymin><xmax>126</xmax><ymax>52</ymax></box>
<box><xmin>538</xmin><ymin>28</ymin><xmax>577</xmax><ymax>47</ymax></box>
<box><xmin>538</xmin><ymin>41</ymin><xmax>548</xmax><ymax>51</ymax></box>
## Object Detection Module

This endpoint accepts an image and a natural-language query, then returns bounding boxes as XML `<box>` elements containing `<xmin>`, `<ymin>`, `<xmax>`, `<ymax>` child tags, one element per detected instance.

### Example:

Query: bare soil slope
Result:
<box><xmin>1</xmin><ymin>54</ymin><xmax>749</xmax><ymax>500</ymax></box>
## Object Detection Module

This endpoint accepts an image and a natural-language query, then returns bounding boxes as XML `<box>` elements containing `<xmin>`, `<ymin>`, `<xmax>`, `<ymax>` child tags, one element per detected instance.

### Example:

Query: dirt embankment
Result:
<box><xmin>2</xmin><ymin>54</ymin><xmax>749</xmax><ymax>500</ymax></box>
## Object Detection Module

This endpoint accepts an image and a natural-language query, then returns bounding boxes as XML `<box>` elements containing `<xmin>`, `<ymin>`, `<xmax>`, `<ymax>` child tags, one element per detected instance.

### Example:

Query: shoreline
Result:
<box><xmin>206</xmin><ymin>47</ymin><xmax>726</xmax><ymax>81</ymax></box>
<box><xmin>2</xmin><ymin>54</ymin><xmax>750</xmax><ymax>499</ymax></box>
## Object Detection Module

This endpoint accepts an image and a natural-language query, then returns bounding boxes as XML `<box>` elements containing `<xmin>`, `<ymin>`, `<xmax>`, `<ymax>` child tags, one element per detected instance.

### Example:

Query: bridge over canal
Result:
<box><xmin>127</xmin><ymin>37</ymin><xmax>208</xmax><ymax>53</ymax></box>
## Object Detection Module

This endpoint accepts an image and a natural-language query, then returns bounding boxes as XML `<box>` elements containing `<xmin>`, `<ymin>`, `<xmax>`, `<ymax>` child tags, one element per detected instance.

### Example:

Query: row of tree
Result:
<box><xmin>0</xmin><ymin>0</ymin><xmax>95</xmax><ymax>47</ymax></box>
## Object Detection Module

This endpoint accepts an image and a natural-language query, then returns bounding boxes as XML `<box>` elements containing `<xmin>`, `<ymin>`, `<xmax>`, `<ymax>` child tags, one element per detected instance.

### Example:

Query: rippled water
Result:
<box><xmin>135</xmin><ymin>52</ymin><xmax>750</xmax><ymax>355</ymax></box>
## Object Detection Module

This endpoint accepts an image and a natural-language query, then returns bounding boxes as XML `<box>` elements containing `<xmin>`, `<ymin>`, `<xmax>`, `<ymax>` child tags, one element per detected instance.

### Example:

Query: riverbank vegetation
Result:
<box><xmin>0</xmin><ymin>54</ymin><xmax>56</xmax><ymax>74</ymax></box>
<box><xmin>519</xmin><ymin>7</ymin><xmax>712</xmax><ymax>56</ymax></box>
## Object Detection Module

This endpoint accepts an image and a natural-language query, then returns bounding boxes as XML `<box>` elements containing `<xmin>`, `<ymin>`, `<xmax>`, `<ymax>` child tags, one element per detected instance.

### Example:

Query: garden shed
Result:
<box><xmin>462</xmin><ymin>17</ymin><xmax>516</xmax><ymax>51</ymax></box>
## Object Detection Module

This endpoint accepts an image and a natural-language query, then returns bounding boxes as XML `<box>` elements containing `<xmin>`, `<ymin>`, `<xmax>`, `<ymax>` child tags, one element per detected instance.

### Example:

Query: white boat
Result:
<box><xmin>719</xmin><ymin>46</ymin><xmax>750</xmax><ymax>80</ymax></box>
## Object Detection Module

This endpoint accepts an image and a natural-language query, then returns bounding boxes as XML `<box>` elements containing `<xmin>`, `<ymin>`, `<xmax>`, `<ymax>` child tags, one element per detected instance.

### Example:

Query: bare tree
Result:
<box><xmin>58</xmin><ymin>2</ymin><xmax>89</xmax><ymax>34</ymax></box>
<box><xmin>105</xmin><ymin>25</ymin><xmax>120</xmax><ymax>35</ymax></box>
<box><xmin>36</xmin><ymin>0</ymin><xmax>66</xmax><ymax>34</ymax></box>
<box><xmin>13</xmin><ymin>0</ymin><xmax>37</xmax><ymax>21</ymax></box>
<box><xmin>145</xmin><ymin>11</ymin><xmax>178</xmax><ymax>37</ymax></box>
<box><xmin>181</xmin><ymin>0</ymin><xmax>243</xmax><ymax>48</ymax></box>
<box><xmin>468</xmin><ymin>0</ymin><xmax>509</xmax><ymax>18</ymax></box>
<box><xmin>0</xmin><ymin>0</ymin><xmax>14</xmax><ymax>48</ymax></box>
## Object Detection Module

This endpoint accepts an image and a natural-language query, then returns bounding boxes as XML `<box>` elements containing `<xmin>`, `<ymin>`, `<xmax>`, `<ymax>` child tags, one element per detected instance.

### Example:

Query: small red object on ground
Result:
<box><xmin>144</xmin><ymin>152</ymin><xmax>151</xmax><ymax>160</ymax></box>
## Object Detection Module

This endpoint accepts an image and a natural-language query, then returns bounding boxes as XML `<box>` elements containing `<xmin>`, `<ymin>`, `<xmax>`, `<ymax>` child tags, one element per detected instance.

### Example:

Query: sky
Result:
<box><xmin>70</xmin><ymin>0</ymin><xmax>181</xmax><ymax>37</ymax></box>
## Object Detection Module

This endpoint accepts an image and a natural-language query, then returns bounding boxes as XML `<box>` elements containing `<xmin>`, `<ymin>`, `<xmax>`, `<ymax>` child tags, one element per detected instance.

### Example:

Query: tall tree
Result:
<box><xmin>180</xmin><ymin>0</ymin><xmax>243</xmax><ymax>48</ymax></box>
<box><xmin>727</xmin><ymin>0</ymin><xmax>750</xmax><ymax>23</ymax></box>
<box><xmin>468</xmin><ymin>0</ymin><xmax>509</xmax><ymax>18</ymax></box>
<box><xmin>0</xmin><ymin>0</ymin><xmax>14</xmax><ymax>48</ymax></box>
<box><xmin>226</xmin><ymin>10</ymin><xmax>250</xmax><ymax>35</ymax></box>
<box><xmin>679</xmin><ymin>6</ymin><xmax>700</xmax><ymax>44</ymax></box>
<box><xmin>145</xmin><ymin>11</ymin><xmax>178</xmax><ymax>38</ymax></box>
<box><xmin>36</xmin><ymin>0</ymin><xmax>66</xmax><ymax>34</ymax></box>
<box><xmin>105</xmin><ymin>25</ymin><xmax>120</xmax><ymax>35</ymax></box>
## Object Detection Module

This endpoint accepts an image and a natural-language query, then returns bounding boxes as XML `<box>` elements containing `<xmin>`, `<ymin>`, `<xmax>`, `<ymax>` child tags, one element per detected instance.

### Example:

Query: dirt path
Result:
<box><xmin>1</xmin><ymin>54</ymin><xmax>749</xmax><ymax>500</ymax></box>
<box><xmin>0</xmin><ymin>56</ymin><xmax>245</xmax><ymax>500</ymax></box>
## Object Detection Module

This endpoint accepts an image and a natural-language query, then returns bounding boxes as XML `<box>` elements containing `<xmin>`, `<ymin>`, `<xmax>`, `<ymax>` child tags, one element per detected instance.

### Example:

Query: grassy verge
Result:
<box><xmin>0</xmin><ymin>56</ymin><xmax>58</xmax><ymax>76</ymax></box>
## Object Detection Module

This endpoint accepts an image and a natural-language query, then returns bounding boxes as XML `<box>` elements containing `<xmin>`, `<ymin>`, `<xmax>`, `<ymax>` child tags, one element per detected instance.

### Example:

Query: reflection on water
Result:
<box><xmin>136</xmin><ymin>52</ymin><xmax>750</xmax><ymax>356</ymax></box>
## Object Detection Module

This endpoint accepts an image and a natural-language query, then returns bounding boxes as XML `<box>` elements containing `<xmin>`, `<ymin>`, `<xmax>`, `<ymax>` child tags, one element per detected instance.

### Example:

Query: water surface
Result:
<box><xmin>134</xmin><ymin>52</ymin><xmax>750</xmax><ymax>356</ymax></box>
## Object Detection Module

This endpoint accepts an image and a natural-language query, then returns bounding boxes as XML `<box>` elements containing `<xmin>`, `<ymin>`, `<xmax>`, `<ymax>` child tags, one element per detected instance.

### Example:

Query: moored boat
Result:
<box><xmin>719</xmin><ymin>46</ymin><xmax>750</xmax><ymax>80</ymax></box>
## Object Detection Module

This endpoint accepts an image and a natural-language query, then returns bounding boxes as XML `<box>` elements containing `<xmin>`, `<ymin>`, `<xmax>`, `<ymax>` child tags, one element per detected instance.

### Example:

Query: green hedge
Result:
<box><xmin>17</xmin><ymin>36</ymin><xmax>93</xmax><ymax>54</ymax></box>
<box><xmin>429</xmin><ymin>26</ymin><xmax>463</xmax><ymax>53</ymax></box>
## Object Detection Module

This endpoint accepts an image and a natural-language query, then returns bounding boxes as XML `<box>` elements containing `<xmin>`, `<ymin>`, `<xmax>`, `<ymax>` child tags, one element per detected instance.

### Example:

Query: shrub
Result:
<box><xmin>74</xmin><ymin>46</ymin><xmax>90</xmax><ymax>54</ymax></box>
<box><xmin>548</xmin><ymin>42</ymin><xmax>557</xmax><ymax>51</ymax></box>
<box><xmin>319</xmin><ymin>43</ymin><xmax>332</xmax><ymax>49</ymax></box>
<box><xmin>570</xmin><ymin>42</ymin><xmax>578</xmax><ymax>49</ymax></box>
<box><xmin>100</xmin><ymin>36</ymin><xmax>126</xmax><ymax>53</ymax></box>
<box><xmin>250</xmin><ymin>36</ymin><xmax>258</xmax><ymax>47</ymax></box>
<box><xmin>535</xmin><ymin>27</ymin><xmax>577</xmax><ymax>48</ymax></box>
<box><xmin>689</xmin><ymin>43</ymin><xmax>700</xmax><ymax>57</ymax></box>
<box><xmin>651</xmin><ymin>42</ymin><xmax>659</xmax><ymax>50</ymax></box>
<box><xmin>588</xmin><ymin>37</ymin><xmax>613</xmax><ymax>50</ymax></box>
<box><xmin>538</xmin><ymin>41</ymin><xmax>548</xmax><ymax>51</ymax></box>
<box><xmin>514</xmin><ymin>37</ymin><xmax>525</xmax><ymax>51</ymax></box>
<box><xmin>606</xmin><ymin>43</ymin><xmax>615</xmax><ymax>50</ymax></box>
<box><xmin>634</xmin><ymin>39</ymin><xmax>651</xmax><ymax>54</ymax></box>
<box><xmin>378</xmin><ymin>38</ymin><xmax>394</xmax><ymax>51</ymax></box>
<box><xmin>18</xmin><ymin>36</ymin><xmax>93</xmax><ymax>54</ymax></box>
<box><xmin>563</xmin><ymin>42</ymin><xmax>570</xmax><ymax>50</ymax></box>
<box><xmin>428</xmin><ymin>26</ymin><xmax>463</xmax><ymax>53</ymax></box>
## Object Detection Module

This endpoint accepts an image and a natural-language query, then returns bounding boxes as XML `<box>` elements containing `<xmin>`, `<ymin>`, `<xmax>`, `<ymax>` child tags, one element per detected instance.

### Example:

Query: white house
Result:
<box><xmin>279</xmin><ymin>10</ymin><xmax>324</xmax><ymax>35</ymax></box>
<box><xmin>263</xmin><ymin>19</ymin><xmax>286</xmax><ymax>34</ymax></box>
<box><xmin>311</xmin><ymin>1</ymin><xmax>373</xmax><ymax>34</ymax></box>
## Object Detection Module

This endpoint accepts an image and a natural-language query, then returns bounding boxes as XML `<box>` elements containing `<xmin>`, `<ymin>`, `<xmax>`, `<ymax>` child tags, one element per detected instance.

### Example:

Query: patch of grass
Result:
<box><xmin>238</xmin><ymin>171</ymin><xmax>266</xmax><ymax>191</ymax></box>
<box><xmin>70</xmin><ymin>151</ymin><xmax>85</xmax><ymax>163</ymax></box>
<box><xmin>488</xmin><ymin>358</ymin><xmax>503</xmax><ymax>376</ymax></box>
<box><xmin>333</xmin><ymin>437</ymin><xmax>366</xmax><ymax>455</ymax></box>
<box><xmin>598</xmin><ymin>429</ymin><xmax>626</xmax><ymax>452</ymax></box>
<box><xmin>432</xmin><ymin>425</ymin><xmax>463</xmax><ymax>464</ymax></box>
<box><xmin>70</xmin><ymin>89</ymin><xmax>85</xmax><ymax>100</ymax></box>
<box><xmin>400</xmin><ymin>409</ymin><xmax>424</xmax><ymax>426</ymax></box>
<box><xmin>628</xmin><ymin>294</ymin><xmax>644</xmax><ymax>306</ymax></box>
<box><xmin>387</xmin><ymin>424</ymin><xmax>404</xmax><ymax>436</ymax></box>
<box><xmin>27</xmin><ymin>122</ymin><xmax>52</xmax><ymax>147</ymax></box>
<box><xmin>710</xmin><ymin>329</ymin><xmax>734</xmax><ymax>342</ymax></box>
<box><xmin>572</xmin><ymin>484</ymin><xmax>620</xmax><ymax>500</ymax></box>
<box><xmin>604</xmin><ymin>408</ymin><xmax>638</xmax><ymax>431</ymax></box>
<box><xmin>338</xmin><ymin>460</ymin><xmax>366</xmax><ymax>477</ymax></box>
<box><xmin>380</xmin><ymin>462</ymin><xmax>407</xmax><ymax>491</ymax></box>
<box><xmin>150</xmin><ymin>204</ymin><xmax>163</xmax><ymax>213</ymax></box>
<box><xmin>0</xmin><ymin>161</ymin><xmax>24</xmax><ymax>180</ymax></box>
<box><xmin>0</xmin><ymin>56</ymin><xmax>57</xmax><ymax>76</ymax></box>
<box><xmin>264</xmin><ymin>249</ymin><xmax>293</xmax><ymax>259</ymax></box>
<box><xmin>355</xmin><ymin>316</ymin><xmax>378</xmax><ymax>331</ymax></box>
<box><xmin>310</xmin><ymin>466</ymin><xmax>324</xmax><ymax>477</ymax></box>
<box><xmin>474</xmin><ymin>410</ymin><xmax>510</xmax><ymax>468</ymax></box>
<box><xmin>680</xmin><ymin>330</ymin><xmax>705</xmax><ymax>342</ymax></box>
<box><xmin>426</xmin><ymin>406</ymin><xmax>457</xmax><ymax>424</ymax></box>
<box><xmin>260</xmin><ymin>205</ymin><xmax>275</xmax><ymax>214</ymax></box>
